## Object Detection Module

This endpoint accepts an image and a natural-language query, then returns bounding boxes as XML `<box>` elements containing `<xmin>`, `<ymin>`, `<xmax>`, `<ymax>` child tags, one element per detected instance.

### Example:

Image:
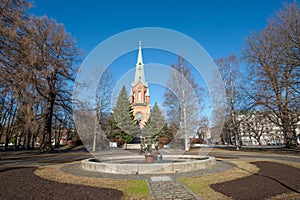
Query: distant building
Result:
<box><xmin>201</xmin><ymin>112</ymin><xmax>300</xmax><ymax>146</ymax></box>
<box><xmin>129</xmin><ymin>41</ymin><xmax>150</xmax><ymax>128</ymax></box>
<box><xmin>238</xmin><ymin>112</ymin><xmax>300</xmax><ymax>146</ymax></box>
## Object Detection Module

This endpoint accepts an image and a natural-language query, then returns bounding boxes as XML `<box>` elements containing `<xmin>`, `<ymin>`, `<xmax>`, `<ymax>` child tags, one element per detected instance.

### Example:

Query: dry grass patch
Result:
<box><xmin>34</xmin><ymin>162</ymin><xmax>150</xmax><ymax>200</ymax></box>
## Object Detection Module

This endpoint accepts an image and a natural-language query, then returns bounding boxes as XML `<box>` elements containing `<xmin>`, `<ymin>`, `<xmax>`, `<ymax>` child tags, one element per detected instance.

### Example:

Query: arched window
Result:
<box><xmin>138</xmin><ymin>91</ymin><xmax>141</xmax><ymax>102</ymax></box>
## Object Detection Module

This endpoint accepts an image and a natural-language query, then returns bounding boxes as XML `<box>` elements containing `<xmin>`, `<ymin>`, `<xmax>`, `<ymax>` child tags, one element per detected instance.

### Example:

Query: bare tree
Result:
<box><xmin>96</xmin><ymin>69</ymin><xmax>113</xmax><ymax>125</ymax></box>
<box><xmin>0</xmin><ymin>1</ymin><xmax>80</xmax><ymax>151</ymax></box>
<box><xmin>243</xmin><ymin>2</ymin><xmax>300</xmax><ymax>147</ymax></box>
<box><xmin>26</xmin><ymin>16</ymin><xmax>79</xmax><ymax>151</ymax></box>
<box><xmin>0</xmin><ymin>0</ymin><xmax>30</xmax><ymax>67</ymax></box>
<box><xmin>93</xmin><ymin>69</ymin><xmax>113</xmax><ymax>151</ymax></box>
<box><xmin>164</xmin><ymin>55</ymin><xmax>202</xmax><ymax>151</ymax></box>
<box><xmin>0</xmin><ymin>0</ymin><xmax>34</xmax><ymax>150</ymax></box>
<box><xmin>215</xmin><ymin>55</ymin><xmax>246</xmax><ymax>149</ymax></box>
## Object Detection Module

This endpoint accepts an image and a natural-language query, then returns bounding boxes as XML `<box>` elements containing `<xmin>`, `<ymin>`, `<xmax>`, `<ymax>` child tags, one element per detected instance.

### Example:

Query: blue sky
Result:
<box><xmin>29</xmin><ymin>0</ymin><xmax>290</xmax><ymax>118</ymax></box>
<box><xmin>29</xmin><ymin>0</ymin><xmax>289</xmax><ymax>59</ymax></box>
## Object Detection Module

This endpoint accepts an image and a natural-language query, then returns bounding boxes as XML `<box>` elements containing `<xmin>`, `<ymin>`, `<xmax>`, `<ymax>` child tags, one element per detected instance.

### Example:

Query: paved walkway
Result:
<box><xmin>147</xmin><ymin>176</ymin><xmax>199</xmax><ymax>200</ymax></box>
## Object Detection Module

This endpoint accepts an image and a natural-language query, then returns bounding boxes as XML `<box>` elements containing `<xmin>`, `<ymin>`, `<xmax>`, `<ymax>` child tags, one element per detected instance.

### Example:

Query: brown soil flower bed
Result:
<box><xmin>0</xmin><ymin>167</ymin><xmax>123</xmax><ymax>200</ymax></box>
<box><xmin>211</xmin><ymin>161</ymin><xmax>300</xmax><ymax>200</ymax></box>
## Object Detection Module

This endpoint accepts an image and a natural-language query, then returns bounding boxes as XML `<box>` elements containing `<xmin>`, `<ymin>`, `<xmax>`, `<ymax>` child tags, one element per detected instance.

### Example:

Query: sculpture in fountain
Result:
<box><xmin>139</xmin><ymin>135</ymin><xmax>160</xmax><ymax>163</ymax></box>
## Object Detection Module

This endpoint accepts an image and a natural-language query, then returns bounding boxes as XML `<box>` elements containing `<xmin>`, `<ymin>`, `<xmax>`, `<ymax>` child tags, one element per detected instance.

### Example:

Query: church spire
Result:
<box><xmin>132</xmin><ymin>41</ymin><xmax>147</xmax><ymax>87</ymax></box>
<box><xmin>137</xmin><ymin>40</ymin><xmax>143</xmax><ymax>65</ymax></box>
<box><xmin>130</xmin><ymin>41</ymin><xmax>150</xmax><ymax>128</ymax></box>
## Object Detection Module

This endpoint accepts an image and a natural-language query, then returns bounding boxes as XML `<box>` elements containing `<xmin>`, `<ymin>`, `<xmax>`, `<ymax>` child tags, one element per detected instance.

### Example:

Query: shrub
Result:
<box><xmin>158</xmin><ymin>137</ymin><xmax>171</xmax><ymax>148</ymax></box>
<box><xmin>191</xmin><ymin>138</ymin><xmax>204</xmax><ymax>144</ymax></box>
<box><xmin>67</xmin><ymin>139</ymin><xmax>83</xmax><ymax>146</ymax></box>
<box><xmin>111</xmin><ymin>138</ymin><xmax>126</xmax><ymax>147</ymax></box>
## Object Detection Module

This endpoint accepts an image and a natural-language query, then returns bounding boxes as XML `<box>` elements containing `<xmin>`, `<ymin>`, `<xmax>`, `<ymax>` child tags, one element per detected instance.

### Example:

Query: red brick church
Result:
<box><xmin>129</xmin><ymin>41</ymin><xmax>150</xmax><ymax>128</ymax></box>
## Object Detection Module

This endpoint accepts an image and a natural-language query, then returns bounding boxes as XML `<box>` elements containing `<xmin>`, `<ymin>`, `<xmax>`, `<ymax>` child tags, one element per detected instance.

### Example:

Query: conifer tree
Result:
<box><xmin>143</xmin><ymin>102</ymin><xmax>167</xmax><ymax>137</ymax></box>
<box><xmin>112</xmin><ymin>85</ymin><xmax>139</xmax><ymax>143</ymax></box>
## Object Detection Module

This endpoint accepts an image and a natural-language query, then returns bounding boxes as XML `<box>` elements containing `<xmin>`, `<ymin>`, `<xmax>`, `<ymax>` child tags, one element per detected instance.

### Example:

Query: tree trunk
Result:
<box><xmin>40</xmin><ymin>94</ymin><xmax>55</xmax><ymax>152</ymax></box>
<box><xmin>25</xmin><ymin>130</ymin><xmax>31</xmax><ymax>150</ymax></box>
<box><xmin>31</xmin><ymin>134</ymin><xmax>35</xmax><ymax>149</ymax></box>
<box><xmin>258</xmin><ymin>136</ymin><xmax>262</xmax><ymax>145</ymax></box>
<box><xmin>93</xmin><ymin>117</ymin><xmax>97</xmax><ymax>152</ymax></box>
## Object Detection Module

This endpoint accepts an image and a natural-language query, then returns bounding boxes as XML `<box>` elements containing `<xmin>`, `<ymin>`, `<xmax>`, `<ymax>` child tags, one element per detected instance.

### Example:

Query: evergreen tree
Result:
<box><xmin>167</xmin><ymin>121</ymin><xmax>179</xmax><ymax>140</ymax></box>
<box><xmin>112</xmin><ymin>85</ymin><xmax>139</xmax><ymax>143</ymax></box>
<box><xmin>143</xmin><ymin>102</ymin><xmax>167</xmax><ymax>137</ymax></box>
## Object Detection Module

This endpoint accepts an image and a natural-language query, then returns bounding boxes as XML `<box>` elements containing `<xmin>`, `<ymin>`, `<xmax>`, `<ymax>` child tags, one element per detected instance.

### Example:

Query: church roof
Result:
<box><xmin>132</xmin><ymin>41</ymin><xmax>148</xmax><ymax>87</ymax></box>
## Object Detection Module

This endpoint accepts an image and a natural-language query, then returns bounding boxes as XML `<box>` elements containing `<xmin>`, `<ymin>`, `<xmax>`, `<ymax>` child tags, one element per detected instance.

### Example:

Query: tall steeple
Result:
<box><xmin>130</xmin><ymin>41</ymin><xmax>150</xmax><ymax>128</ymax></box>
<box><xmin>132</xmin><ymin>41</ymin><xmax>147</xmax><ymax>87</ymax></box>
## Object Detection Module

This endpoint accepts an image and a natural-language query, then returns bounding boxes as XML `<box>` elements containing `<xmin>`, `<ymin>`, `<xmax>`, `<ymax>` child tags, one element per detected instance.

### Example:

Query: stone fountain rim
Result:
<box><xmin>81</xmin><ymin>155</ymin><xmax>216</xmax><ymax>174</ymax></box>
<box><xmin>91</xmin><ymin>154</ymin><xmax>211</xmax><ymax>162</ymax></box>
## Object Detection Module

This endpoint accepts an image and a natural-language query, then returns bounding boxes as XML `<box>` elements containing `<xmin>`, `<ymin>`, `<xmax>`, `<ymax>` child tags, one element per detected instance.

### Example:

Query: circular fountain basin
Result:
<box><xmin>81</xmin><ymin>155</ymin><xmax>216</xmax><ymax>174</ymax></box>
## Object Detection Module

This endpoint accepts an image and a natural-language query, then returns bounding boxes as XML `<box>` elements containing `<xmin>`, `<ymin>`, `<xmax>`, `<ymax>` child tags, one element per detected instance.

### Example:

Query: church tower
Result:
<box><xmin>130</xmin><ymin>41</ymin><xmax>150</xmax><ymax>128</ymax></box>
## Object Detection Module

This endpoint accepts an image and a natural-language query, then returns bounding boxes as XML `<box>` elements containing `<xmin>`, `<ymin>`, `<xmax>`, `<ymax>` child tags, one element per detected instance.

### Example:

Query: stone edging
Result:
<box><xmin>60</xmin><ymin>160</ymin><xmax>234</xmax><ymax>180</ymax></box>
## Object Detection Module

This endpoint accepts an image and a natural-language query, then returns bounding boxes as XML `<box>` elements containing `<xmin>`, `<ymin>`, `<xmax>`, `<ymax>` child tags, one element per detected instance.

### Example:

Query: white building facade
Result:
<box><xmin>238</xmin><ymin>112</ymin><xmax>300</xmax><ymax>146</ymax></box>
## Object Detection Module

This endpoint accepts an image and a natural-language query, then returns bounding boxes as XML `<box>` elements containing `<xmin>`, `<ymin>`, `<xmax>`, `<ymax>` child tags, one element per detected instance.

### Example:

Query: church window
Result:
<box><xmin>138</xmin><ymin>91</ymin><xmax>141</xmax><ymax>102</ymax></box>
